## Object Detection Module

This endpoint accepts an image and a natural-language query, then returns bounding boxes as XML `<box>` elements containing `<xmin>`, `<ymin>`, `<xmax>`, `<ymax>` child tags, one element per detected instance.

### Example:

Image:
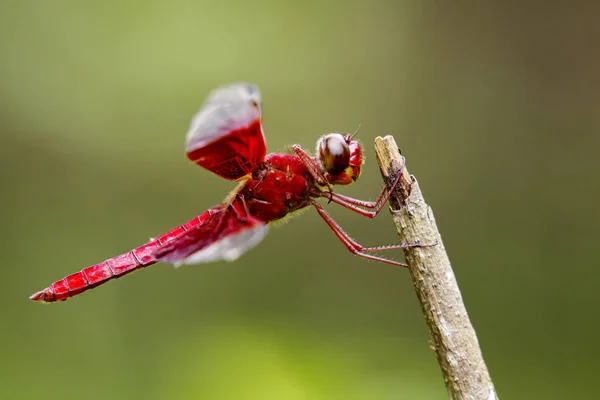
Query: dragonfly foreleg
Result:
<box><xmin>318</xmin><ymin>156</ymin><xmax>406</xmax><ymax>218</ymax></box>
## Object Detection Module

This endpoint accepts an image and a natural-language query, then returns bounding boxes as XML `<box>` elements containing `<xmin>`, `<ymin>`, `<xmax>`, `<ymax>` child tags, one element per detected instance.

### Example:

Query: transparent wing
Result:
<box><xmin>153</xmin><ymin>206</ymin><xmax>268</xmax><ymax>267</ymax></box>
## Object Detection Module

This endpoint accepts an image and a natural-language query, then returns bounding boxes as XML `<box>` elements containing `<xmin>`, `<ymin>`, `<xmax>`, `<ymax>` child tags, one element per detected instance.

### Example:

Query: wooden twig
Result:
<box><xmin>374</xmin><ymin>136</ymin><xmax>498</xmax><ymax>400</ymax></box>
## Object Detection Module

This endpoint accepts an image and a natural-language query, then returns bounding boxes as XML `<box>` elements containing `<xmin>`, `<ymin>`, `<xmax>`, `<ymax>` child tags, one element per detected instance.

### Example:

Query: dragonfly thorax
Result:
<box><xmin>240</xmin><ymin>153</ymin><xmax>313</xmax><ymax>223</ymax></box>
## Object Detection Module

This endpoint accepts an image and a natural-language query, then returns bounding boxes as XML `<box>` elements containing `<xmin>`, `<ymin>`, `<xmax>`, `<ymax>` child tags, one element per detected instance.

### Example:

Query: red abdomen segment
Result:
<box><xmin>29</xmin><ymin>211</ymin><xmax>217</xmax><ymax>303</ymax></box>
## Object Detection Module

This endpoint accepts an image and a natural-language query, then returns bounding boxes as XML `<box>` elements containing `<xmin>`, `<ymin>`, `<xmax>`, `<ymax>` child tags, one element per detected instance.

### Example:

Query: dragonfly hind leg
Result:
<box><xmin>310</xmin><ymin>201</ymin><xmax>434</xmax><ymax>268</ymax></box>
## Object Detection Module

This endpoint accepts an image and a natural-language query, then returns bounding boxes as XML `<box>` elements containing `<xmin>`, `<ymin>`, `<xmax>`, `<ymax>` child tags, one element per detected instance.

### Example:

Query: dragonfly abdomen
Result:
<box><xmin>29</xmin><ymin>212</ymin><xmax>214</xmax><ymax>302</ymax></box>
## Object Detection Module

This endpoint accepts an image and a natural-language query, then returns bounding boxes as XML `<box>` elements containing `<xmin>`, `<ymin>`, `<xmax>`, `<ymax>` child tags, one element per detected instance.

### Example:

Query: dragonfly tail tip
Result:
<box><xmin>29</xmin><ymin>289</ymin><xmax>52</xmax><ymax>303</ymax></box>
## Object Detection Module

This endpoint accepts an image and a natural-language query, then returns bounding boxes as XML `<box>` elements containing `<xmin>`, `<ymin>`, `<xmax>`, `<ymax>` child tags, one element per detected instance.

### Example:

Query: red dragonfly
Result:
<box><xmin>30</xmin><ymin>83</ymin><xmax>415</xmax><ymax>303</ymax></box>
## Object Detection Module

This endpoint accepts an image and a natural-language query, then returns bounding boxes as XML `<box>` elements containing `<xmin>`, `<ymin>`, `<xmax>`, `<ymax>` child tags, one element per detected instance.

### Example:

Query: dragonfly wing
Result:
<box><xmin>178</xmin><ymin>222</ymin><xmax>268</xmax><ymax>266</ymax></box>
<box><xmin>154</xmin><ymin>207</ymin><xmax>268</xmax><ymax>267</ymax></box>
<box><xmin>186</xmin><ymin>83</ymin><xmax>267</xmax><ymax>181</ymax></box>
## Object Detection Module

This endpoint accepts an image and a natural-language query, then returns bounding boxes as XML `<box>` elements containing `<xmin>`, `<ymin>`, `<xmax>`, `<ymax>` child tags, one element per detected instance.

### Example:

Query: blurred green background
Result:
<box><xmin>1</xmin><ymin>1</ymin><xmax>598</xmax><ymax>399</ymax></box>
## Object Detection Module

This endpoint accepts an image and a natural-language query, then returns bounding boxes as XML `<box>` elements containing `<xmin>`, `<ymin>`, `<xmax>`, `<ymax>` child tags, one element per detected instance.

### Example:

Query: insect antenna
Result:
<box><xmin>351</xmin><ymin>124</ymin><xmax>362</xmax><ymax>139</ymax></box>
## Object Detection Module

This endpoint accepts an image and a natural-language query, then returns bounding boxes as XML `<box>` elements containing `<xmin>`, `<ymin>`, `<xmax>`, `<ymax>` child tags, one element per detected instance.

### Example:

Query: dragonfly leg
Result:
<box><xmin>293</xmin><ymin>144</ymin><xmax>334</xmax><ymax>201</ymax></box>
<box><xmin>311</xmin><ymin>201</ymin><xmax>433</xmax><ymax>267</ymax></box>
<box><xmin>317</xmin><ymin>156</ymin><xmax>406</xmax><ymax>218</ymax></box>
<box><xmin>292</xmin><ymin>145</ymin><xmax>328</xmax><ymax>186</ymax></box>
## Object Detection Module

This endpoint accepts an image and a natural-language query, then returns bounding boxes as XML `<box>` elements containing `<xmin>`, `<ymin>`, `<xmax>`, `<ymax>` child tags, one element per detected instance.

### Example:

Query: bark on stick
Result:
<box><xmin>374</xmin><ymin>136</ymin><xmax>498</xmax><ymax>400</ymax></box>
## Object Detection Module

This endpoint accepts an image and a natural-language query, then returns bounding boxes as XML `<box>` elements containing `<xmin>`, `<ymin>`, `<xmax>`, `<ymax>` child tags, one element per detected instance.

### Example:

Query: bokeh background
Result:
<box><xmin>1</xmin><ymin>1</ymin><xmax>598</xmax><ymax>399</ymax></box>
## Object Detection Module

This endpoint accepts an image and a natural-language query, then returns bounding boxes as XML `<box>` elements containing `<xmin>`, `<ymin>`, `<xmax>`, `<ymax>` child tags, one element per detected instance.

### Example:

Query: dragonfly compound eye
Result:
<box><xmin>318</xmin><ymin>133</ymin><xmax>350</xmax><ymax>175</ymax></box>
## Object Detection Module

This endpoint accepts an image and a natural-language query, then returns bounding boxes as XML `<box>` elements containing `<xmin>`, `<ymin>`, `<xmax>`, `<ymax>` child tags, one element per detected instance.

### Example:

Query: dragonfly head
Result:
<box><xmin>316</xmin><ymin>133</ymin><xmax>363</xmax><ymax>185</ymax></box>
